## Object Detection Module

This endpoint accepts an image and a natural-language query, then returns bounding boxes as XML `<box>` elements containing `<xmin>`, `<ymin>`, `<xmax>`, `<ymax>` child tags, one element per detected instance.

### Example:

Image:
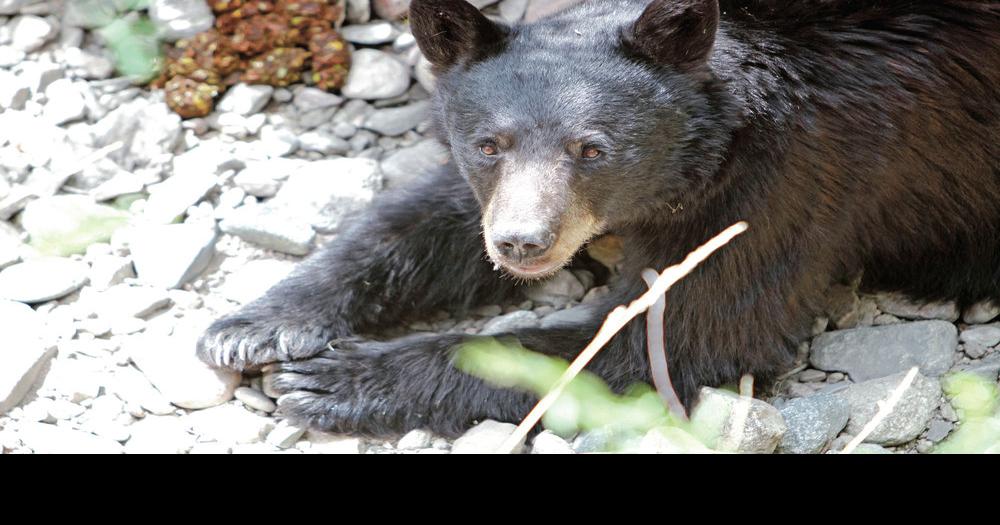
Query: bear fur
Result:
<box><xmin>198</xmin><ymin>0</ymin><xmax>1000</xmax><ymax>437</ymax></box>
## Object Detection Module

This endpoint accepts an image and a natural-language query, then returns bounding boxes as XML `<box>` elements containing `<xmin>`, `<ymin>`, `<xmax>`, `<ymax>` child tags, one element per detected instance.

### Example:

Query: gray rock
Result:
<box><xmin>499</xmin><ymin>0</ymin><xmax>530</xmax><ymax>22</ymax></box>
<box><xmin>87</xmin><ymin>255</ymin><xmax>134</xmax><ymax>290</ymax></box>
<box><xmin>346</xmin><ymin>0</ymin><xmax>372</xmax><ymax>24</ymax></box>
<box><xmin>531</xmin><ymin>430</ymin><xmax>575</xmax><ymax>454</ymax></box>
<box><xmin>129</xmin><ymin>224</ymin><xmax>217</xmax><ymax>289</ymax></box>
<box><xmin>8</xmin><ymin>15</ymin><xmax>56</xmax><ymax>52</ymax></box>
<box><xmin>88</xmin><ymin>284</ymin><xmax>172</xmax><ymax>320</ymax></box>
<box><xmin>372</xmin><ymin>0</ymin><xmax>411</xmax><ymax>20</ymax></box>
<box><xmin>0</xmin><ymin>258</ymin><xmax>89</xmax><ymax>303</ymax></box>
<box><xmin>875</xmin><ymin>293</ymin><xmax>960</xmax><ymax>322</ymax></box>
<box><xmin>777</xmin><ymin>394</ymin><xmax>851</xmax><ymax>454</ymax></box>
<box><xmin>306</xmin><ymin>432</ymin><xmax>363</xmax><ymax>454</ymax></box>
<box><xmin>689</xmin><ymin>387</ymin><xmax>787</xmax><ymax>453</ymax></box>
<box><xmin>299</xmin><ymin>130</ymin><xmax>352</xmax><ymax>155</ymax></box>
<box><xmin>397</xmin><ymin>429</ymin><xmax>433</xmax><ymax>450</ymax></box>
<box><xmin>810</xmin><ymin>321</ymin><xmax>956</xmax><ymax>382</ymax></box>
<box><xmin>541</xmin><ymin>304</ymin><xmax>597</xmax><ymax>329</ymax></box>
<box><xmin>0</xmin><ymin>300</ymin><xmax>55</xmax><ymax>415</ymax></box>
<box><xmin>953</xmin><ymin>354</ymin><xmax>1000</xmax><ymax>382</ymax></box>
<box><xmin>0</xmin><ymin>1</ymin><xmax>29</xmax><ymax>15</ymax></box>
<box><xmin>452</xmin><ymin>420</ymin><xmax>523</xmax><ymax>454</ymax></box>
<box><xmin>341</xmin><ymin>21</ymin><xmax>400</xmax><ymax>45</ymax></box>
<box><xmin>0</xmin><ymin>45</ymin><xmax>25</xmax><ymax>68</ymax></box>
<box><xmin>266</xmin><ymin>420</ymin><xmax>305</xmax><ymax>448</ymax></box>
<box><xmin>363</xmin><ymin>101</ymin><xmax>430</xmax><ymax>136</ymax></box>
<box><xmin>220</xmin><ymin>205</ymin><xmax>317</xmax><ymax>256</ymax></box>
<box><xmin>341</xmin><ymin>49</ymin><xmax>411</xmax><ymax>100</ymax></box>
<box><xmin>217</xmin><ymin>83</ymin><xmax>273</xmax><ymax>116</ymax></box>
<box><xmin>526</xmin><ymin>269</ymin><xmax>586</xmax><ymax>307</ymax></box>
<box><xmin>481</xmin><ymin>310</ymin><xmax>540</xmax><ymax>335</ymax></box>
<box><xmin>148</xmin><ymin>0</ymin><xmax>215</xmax><ymax>41</ymax></box>
<box><xmin>960</xmin><ymin>325</ymin><xmax>1000</xmax><ymax>348</ymax></box>
<box><xmin>380</xmin><ymin>139</ymin><xmax>450</xmax><ymax>189</ymax></box>
<box><xmin>142</xmin><ymin>169</ymin><xmax>218</xmax><ymax>225</ymax></box>
<box><xmin>234</xmin><ymin>386</ymin><xmax>277</xmax><ymax>413</ymax></box>
<box><xmin>274</xmin><ymin>157</ymin><xmax>383</xmax><ymax>233</ymax></box>
<box><xmin>19</xmin><ymin>422</ymin><xmax>124</xmax><ymax>454</ymax></box>
<box><xmin>839</xmin><ymin>371</ymin><xmax>941</xmax><ymax>445</ymax></box>
<box><xmin>91</xmin><ymin>97</ymin><xmax>183</xmax><ymax>172</ymax></box>
<box><xmin>292</xmin><ymin>86</ymin><xmax>343</xmax><ymax>112</ymax></box>
<box><xmin>0</xmin><ymin>69</ymin><xmax>30</xmax><ymax>110</ymax></box>
<box><xmin>925</xmin><ymin>419</ymin><xmax>953</xmax><ymax>443</ymax></box>
<box><xmin>963</xmin><ymin>301</ymin><xmax>1000</xmax><ymax>325</ymax></box>
<box><xmin>220</xmin><ymin>259</ymin><xmax>295</xmax><ymax>305</ymax></box>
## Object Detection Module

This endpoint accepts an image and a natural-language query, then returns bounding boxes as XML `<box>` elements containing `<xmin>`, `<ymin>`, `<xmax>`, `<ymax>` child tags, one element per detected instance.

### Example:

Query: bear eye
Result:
<box><xmin>480</xmin><ymin>143</ymin><xmax>498</xmax><ymax>156</ymax></box>
<box><xmin>582</xmin><ymin>146</ymin><xmax>603</xmax><ymax>159</ymax></box>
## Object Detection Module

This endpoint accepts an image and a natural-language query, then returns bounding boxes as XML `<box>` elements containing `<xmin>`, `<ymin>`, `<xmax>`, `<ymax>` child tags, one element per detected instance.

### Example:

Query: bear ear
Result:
<box><xmin>623</xmin><ymin>0</ymin><xmax>720</xmax><ymax>71</ymax></box>
<box><xmin>410</xmin><ymin>0</ymin><xmax>509</xmax><ymax>70</ymax></box>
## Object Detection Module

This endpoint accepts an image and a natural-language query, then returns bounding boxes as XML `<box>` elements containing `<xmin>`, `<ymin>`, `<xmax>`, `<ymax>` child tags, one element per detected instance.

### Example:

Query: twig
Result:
<box><xmin>641</xmin><ymin>269</ymin><xmax>687</xmax><ymax>421</ymax></box>
<box><xmin>839</xmin><ymin>366</ymin><xmax>919</xmax><ymax>454</ymax></box>
<box><xmin>496</xmin><ymin>222</ymin><xmax>750</xmax><ymax>453</ymax></box>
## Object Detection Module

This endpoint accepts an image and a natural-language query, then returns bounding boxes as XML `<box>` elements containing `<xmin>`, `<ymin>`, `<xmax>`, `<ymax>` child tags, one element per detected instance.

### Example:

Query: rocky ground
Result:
<box><xmin>1</xmin><ymin>0</ymin><xmax>998</xmax><ymax>454</ymax></box>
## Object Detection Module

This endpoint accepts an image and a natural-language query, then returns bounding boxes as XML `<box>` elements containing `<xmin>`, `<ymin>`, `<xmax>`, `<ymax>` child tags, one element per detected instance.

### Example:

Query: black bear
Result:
<box><xmin>197</xmin><ymin>0</ymin><xmax>1000</xmax><ymax>437</ymax></box>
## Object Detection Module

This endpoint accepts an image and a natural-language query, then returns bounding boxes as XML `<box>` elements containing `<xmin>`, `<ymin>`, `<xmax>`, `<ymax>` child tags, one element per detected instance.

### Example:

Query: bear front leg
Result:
<box><xmin>198</xmin><ymin>166</ymin><xmax>521</xmax><ymax>371</ymax></box>
<box><xmin>269</xmin><ymin>312</ymin><xmax>642</xmax><ymax>438</ymax></box>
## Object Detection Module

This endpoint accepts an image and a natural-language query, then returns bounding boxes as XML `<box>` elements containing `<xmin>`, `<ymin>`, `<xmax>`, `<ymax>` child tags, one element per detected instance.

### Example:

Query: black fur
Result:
<box><xmin>199</xmin><ymin>0</ymin><xmax>1000</xmax><ymax>437</ymax></box>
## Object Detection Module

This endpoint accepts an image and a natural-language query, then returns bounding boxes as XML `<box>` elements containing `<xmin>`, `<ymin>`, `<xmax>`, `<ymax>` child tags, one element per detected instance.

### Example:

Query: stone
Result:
<box><xmin>186</xmin><ymin>403</ymin><xmax>275</xmax><ymax>444</ymax></box>
<box><xmin>8</xmin><ymin>15</ymin><xmax>56</xmax><ymax>52</ymax></box>
<box><xmin>148</xmin><ymin>0</ymin><xmax>215</xmax><ymax>41</ymax></box>
<box><xmin>380</xmin><ymin>139</ymin><xmax>450</xmax><ymax>189</ymax></box>
<box><xmin>526</xmin><ymin>270</ymin><xmax>586</xmax><ymax>307</ymax></box>
<box><xmin>20</xmin><ymin>195</ymin><xmax>130</xmax><ymax>257</ymax></box>
<box><xmin>363</xmin><ymin>101</ymin><xmax>430</xmax><ymax>136</ymax></box>
<box><xmin>292</xmin><ymin>86</ymin><xmax>343</xmax><ymax>112</ymax></box>
<box><xmin>0</xmin><ymin>258</ymin><xmax>89</xmax><ymax>303</ymax></box>
<box><xmin>637</xmin><ymin>426</ymin><xmax>714</xmax><ymax>454</ymax></box>
<box><xmin>481</xmin><ymin>310</ymin><xmax>540</xmax><ymax>335</ymax></box>
<box><xmin>274</xmin><ymin>157</ymin><xmax>383</xmax><ymax>233</ymax></box>
<box><xmin>959</xmin><ymin>325</ymin><xmax>1000</xmax><ymax>348</ymax></box>
<box><xmin>397</xmin><ymin>429</ymin><xmax>433</xmax><ymax>450</ymax></box>
<box><xmin>142</xmin><ymin>169</ymin><xmax>218</xmax><ymax>224</ymax></box>
<box><xmin>129</xmin><ymin>223</ymin><xmax>218</xmax><ymax>289</ymax></box>
<box><xmin>341</xmin><ymin>21</ymin><xmax>399</xmax><ymax>45</ymax></box>
<box><xmin>220</xmin><ymin>259</ymin><xmax>295</xmax><ymax>305</ymax></box>
<box><xmin>963</xmin><ymin>301</ymin><xmax>1000</xmax><ymax>324</ymax></box>
<box><xmin>217</xmin><ymin>83</ymin><xmax>273</xmax><ymax>116</ymax></box>
<box><xmin>124</xmin><ymin>416</ymin><xmax>196</xmax><ymax>454</ymax></box>
<box><xmin>87</xmin><ymin>255</ymin><xmax>135</xmax><ymax>290</ymax></box>
<box><xmin>234</xmin><ymin>386</ymin><xmax>277</xmax><ymax>413</ymax></box>
<box><xmin>266</xmin><ymin>420</ymin><xmax>306</xmax><ymax>448</ymax></box>
<box><xmin>298</xmin><ymin>130</ymin><xmax>351</xmax><ymax>155</ymax></box>
<box><xmin>306</xmin><ymin>431</ymin><xmax>363</xmax><ymax>454</ymax></box>
<box><xmin>372</xmin><ymin>0</ymin><xmax>411</xmax><ymax>20</ymax></box>
<box><xmin>220</xmin><ymin>205</ymin><xmax>316</xmax><ymax>255</ymax></box>
<box><xmin>875</xmin><ymin>293</ymin><xmax>960</xmax><ymax>322</ymax></box>
<box><xmin>810</xmin><ymin>321</ymin><xmax>956</xmax><ymax>382</ymax></box>
<box><xmin>839</xmin><ymin>371</ymin><xmax>941</xmax><ymax>446</ymax></box>
<box><xmin>43</xmin><ymin>78</ymin><xmax>87</xmax><ymax>125</ymax></box>
<box><xmin>689</xmin><ymin>387</ymin><xmax>787</xmax><ymax>453</ymax></box>
<box><xmin>777</xmin><ymin>394</ymin><xmax>851</xmax><ymax>454</ymax></box>
<box><xmin>88</xmin><ymin>284</ymin><xmax>172</xmax><ymax>321</ymax></box>
<box><xmin>452</xmin><ymin>420</ymin><xmax>523</xmax><ymax>454</ymax></box>
<box><xmin>0</xmin><ymin>300</ymin><xmax>55</xmax><ymax>415</ymax></box>
<box><xmin>499</xmin><ymin>0</ymin><xmax>530</xmax><ymax>23</ymax></box>
<box><xmin>19</xmin><ymin>422</ymin><xmax>124</xmax><ymax>454</ymax></box>
<box><xmin>232</xmin><ymin>158</ymin><xmax>305</xmax><ymax>198</ymax></box>
<box><xmin>346</xmin><ymin>0</ymin><xmax>372</xmax><ymax>23</ymax></box>
<box><xmin>925</xmin><ymin>419</ymin><xmax>954</xmax><ymax>443</ymax></box>
<box><xmin>127</xmin><ymin>315</ymin><xmax>240</xmax><ymax>410</ymax></box>
<box><xmin>531</xmin><ymin>430</ymin><xmax>575</xmax><ymax>454</ymax></box>
<box><xmin>341</xmin><ymin>49</ymin><xmax>411</xmax><ymax>100</ymax></box>
<box><xmin>0</xmin><ymin>69</ymin><xmax>30</xmax><ymax>110</ymax></box>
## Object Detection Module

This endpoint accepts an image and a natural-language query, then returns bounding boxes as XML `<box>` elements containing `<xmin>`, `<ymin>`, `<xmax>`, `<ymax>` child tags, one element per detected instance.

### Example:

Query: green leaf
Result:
<box><xmin>99</xmin><ymin>17</ymin><xmax>164</xmax><ymax>83</ymax></box>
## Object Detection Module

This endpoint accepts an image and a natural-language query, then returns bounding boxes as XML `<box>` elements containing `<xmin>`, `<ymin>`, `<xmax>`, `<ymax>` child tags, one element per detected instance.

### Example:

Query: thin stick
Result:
<box><xmin>839</xmin><ymin>366</ymin><xmax>919</xmax><ymax>455</ymax></box>
<box><xmin>496</xmin><ymin>222</ymin><xmax>750</xmax><ymax>453</ymax></box>
<box><xmin>641</xmin><ymin>269</ymin><xmax>687</xmax><ymax>421</ymax></box>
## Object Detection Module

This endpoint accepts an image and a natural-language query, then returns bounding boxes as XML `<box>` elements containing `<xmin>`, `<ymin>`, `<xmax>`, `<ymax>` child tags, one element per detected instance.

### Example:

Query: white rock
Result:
<box><xmin>129</xmin><ymin>223</ymin><xmax>218</xmax><ymax>289</ymax></box>
<box><xmin>148</xmin><ymin>0</ymin><xmax>215</xmax><ymax>41</ymax></box>
<box><xmin>960</xmin><ymin>325</ymin><xmax>1000</xmax><ymax>348</ymax></box>
<box><xmin>266</xmin><ymin>420</ymin><xmax>306</xmax><ymax>448</ymax></box>
<box><xmin>481</xmin><ymin>310</ymin><xmax>540</xmax><ymax>335</ymax></box>
<box><xmin>292</xmin><ymin>86</ymin><xmax>343</xmax><ymax>112</ymax></box>
<box><xmin>110</xmin><ymin>365</ymin><xmax>177</xmax><ymax>416</ymax></box>
<box><xmin>142</xmin><ymin>169</ymin><xmax>218</xmax><ymax>224</ymax></box>
<box><xmin>9</xmin><ymin>15</ymin><xmax>56</xmax><ymax>52</ymax></box>
<box><xmin>0</xmin><ymin>258</ymin><xmax>89</xmax><ymax>303</ymax></box>
<box><xmin>341</xmin><ymin>21</ymin><xmax>400</xmax><ymax>45</ymax></box>
<box><xmin>963</xmin><ymin>301</ymin><xmax>1000</xmax><ymax>325</ymax></box>
<box><xmin>87</xmin><ymin>255</ymin><xmax>135</xmax><ymax>290</ymax></box>
<box><xmin>234</xmin><ymin>386</ymin><xmax>277</xmax><ymax>413</ymax></box>
<box><xmin>0</xmin><ymin>300</ymin><xmax>55</xmax><ymax>415</ymax></box>
<box><xmin>397</xmin><ymin>429</ymin><xmax>433</xmax><ymax>450</ymax></box>
<box><xmin>217</xmin><ymin>83</ymin><xmax>273</xmax><ymax>116</ymax></box>
<box><xmin>220</xmin><ymin>259</ymin><xmax>295</xmax><ymax>305</ymax></box>
<box><xmin>19</xmin><ymin>422</ymin><xmax>124</xmax><ymax>454</ymax></box>
<box><xmin>124</xmin><ymin>416</ymin><xmax>195</xmax><ymax>454</ymax></box>
<box><xmin>689</xmin><ymin>387</ymin><xmax>787</xmax><ymax>454</ymax></box>
<box><xmin>452</xmin><ymin>420</ymin><xmax>523</xmax><ymax>454</ymax></box>
<box><xmin>276</xmin><ymin>157</ymin><xmax>383</xmax><ymax>233</ymax></box>
<box><xmin>43</xmin><ymin>78</ymin><xmax>87</xmax><ymax>125</ymax></box>
<box><xmin>531</xmin><ymin>431</ymin><xmax>576</xmax><ymax>454</ymax></box>
<box><xmin>186</xmin><ymin>403</ymin><xmax>275</xmax><ymax>444</ymax></box>
<box><xmin>88</xmin><ymin>284</ymin><xmax>172</xmax><ymax>320</ymax></box>
<box><xmin>127</xmin><ymin>315</ymin><xmax>240</xmax><ymax>410</ymax></box>
<box><xmin>306</xmin><ymin>431</ymin><xmax>363</xmax><ymax>454</ymax></box>
<box><xmin>220</xmin><ymin>205</ymin><xmax>317</xmax><ymax>256</ymax></box>
<box><xmin>341</xmin><ymin>49</ymin><xmax>411</xmax><ymax>100</ymax></box>
<box><xmin>0</xmin><ymin>69</ymin><xmax>30</xmax><ymax>110</ymax></box>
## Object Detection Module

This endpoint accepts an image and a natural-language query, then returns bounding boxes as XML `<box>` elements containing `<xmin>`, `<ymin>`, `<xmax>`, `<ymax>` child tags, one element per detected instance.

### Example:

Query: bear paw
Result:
<box><xmin>197</xmin><ymin>314</ymin><xmax>335</xmax><ymax>371</ymax></box>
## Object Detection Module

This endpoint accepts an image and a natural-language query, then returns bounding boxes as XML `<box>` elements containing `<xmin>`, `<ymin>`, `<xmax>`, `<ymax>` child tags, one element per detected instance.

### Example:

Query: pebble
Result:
<box><xmin>341</xmin><ymin>49</ymin><xmax>412</xmax><ymax>100</ymax></box>
<box><xmin>20</xmin><ymin>195</ymin><xmax>129</xmax><ymax>257</ymax></box>
<box><xmin>292</xmin><ymin>86</ymin><xmax>343</xmax><ymax>112</ymax></box>
<box><xmin>531</xmin><ymin>430</ymin><xmax>576</xmax><ymax>454</ymax></box>
<box><xmin>452</xmin><ymin>420</ymin><xmax>524</xmax><ymax>454</ymax></box>
<box><xmin>526</xmin><ymin>270</ymin><xmax>586</xmax><ymax>307</ymax></box>
<box><xmin>19</xmin><ymin>422</ymin><xmax>124</xmax><ymax>454</ymax></box>
<box><xmin>962</xmin><ymin>301</ymin><xmax>1000</xmax><ymax>324</ymax></box>
<box><xmin>186</xmin><ymin>403</ymin><xmax>275</xmax><ymax>444</ymax></box>
<box><xmin>306</xmin><ymin>432</ymin><xmax>363</xmax><ymax>454</ymax></box>
<box><xmin>9</xmin><ymin>15</ymin><xmax>55</xmax><ymax>52</ymax></box>
<box><xmin>129</xmin><ymin>223</ymin><xmax>218</xmax><ymax>289</ymax></box>
<box><xmin>266</xmin><ymin>420</ymin><xmax>306</xmax><ymax>448</ymax></box>
<box><xmin>0</xmin><ymin>258</ymin><xmax>89</xmax><ymax>303</ymax></box>
<box><xmin>234</xmin><ymin>386</ymin><xmax>277</xmax><ymax>413</ymax></box>
<box><xmin>148</xmin><ymin>0</ymin><xmax>215</xmax><ymax>41</ymax></box>
<box><xmin>689</xmin><ymin>387</ymin><xmax>787</xmax><ymax>453</ymax></box>
<box><xmin>124</xmin><ymin>416</ymin><xmax>195</xmax><ymax>454</ymax></box>
<box><xmin>481</xmin><ymin>310</ymin><xmax>540</xmax><ymax>335</ymax></box>
<box><xmin>43</xmin><ymin>78</ymin><xmax>87</xmax><ymax>125</ymax></box>
<box><xmin>0</xmin><ymin>300</ymin><xmax>55</xmax><ymax>415</ymax></box>
<box><xmin>397</xmin><ymin>429</ymin><xmax>433</xmax><ymax>450</ymax></box>
<box><xmin>217</xmin><ymin>83</ymin><xmax>273</xmax><ymax>116</ymax></box>
<box><xmin>363</xmin><ymin>101</ymin><xmax>431</xmax><ymax>136</ymax></box>
<box><xmin>959</xmin><ymin>325</ymin><xmax>1000</xmax><ymax>348</ymax></box>
<box><xmin>341</xmin><ymin>21</ymin><xmax>400</xmax><ymax>45</ymax></box>
<box><xmin>379</xmin><ymin>139</ymin><xmax>450</xmax><ymax>188</ymax></box>
<box><xmin>810</xmin><ymin>321</ymin><xmax>956</xmax><ymax>382</ymax></box>
<box><xmin>875</xmin><ymin>293</ymin><xmax>960</xmax><ymax>322</ymax></box>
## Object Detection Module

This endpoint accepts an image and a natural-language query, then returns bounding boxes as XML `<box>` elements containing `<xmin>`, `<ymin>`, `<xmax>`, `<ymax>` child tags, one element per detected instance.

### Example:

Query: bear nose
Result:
<box><xmin>492</xmin><ymin>227</ymin><xmax>554</xmax><ymax>262</ymax></box>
